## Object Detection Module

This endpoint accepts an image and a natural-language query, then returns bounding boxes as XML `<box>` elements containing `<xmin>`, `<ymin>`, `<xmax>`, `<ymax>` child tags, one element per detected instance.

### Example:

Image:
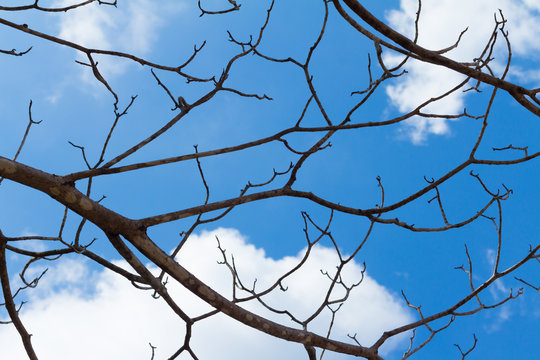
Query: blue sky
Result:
<box><xmin>0</xmin><ymin>0</ymin><xmax>539</xmax><ymax>359</ymax></box>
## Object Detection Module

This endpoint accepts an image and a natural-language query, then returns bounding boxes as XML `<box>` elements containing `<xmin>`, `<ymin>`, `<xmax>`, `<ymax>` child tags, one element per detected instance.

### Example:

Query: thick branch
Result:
<box><xmin>0</xmin><ymin>156</ymin><xmax>380</xmax><ymax>359</ymax></box>
<box><xmin>334</xmin><ymin>0</ymin><xmax>540</xmax><ymax>116</ymax></box>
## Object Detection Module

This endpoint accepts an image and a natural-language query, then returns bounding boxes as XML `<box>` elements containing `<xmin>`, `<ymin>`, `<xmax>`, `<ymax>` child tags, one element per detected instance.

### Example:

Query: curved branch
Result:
<box><xmin>0</xmin><ymin>232</ymin><xmax>38</xmax><ymax>360</ymax></box>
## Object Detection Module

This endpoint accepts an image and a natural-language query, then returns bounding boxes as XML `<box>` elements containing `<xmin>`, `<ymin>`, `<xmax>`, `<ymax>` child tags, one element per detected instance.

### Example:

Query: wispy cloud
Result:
<box><xmin>484</xmin><ymin>304</ymin><xmax>513</xmax><ymax>333</ymax></box>
<box><xmin>0</xmin><ymin>228</ymin><xmax>413</xmax><ymax>359</ymax></box>
<box><xmin>509</xmin><ymin>67</ymin><xmax>540</xmax><ymax>87</ymax></box>
<box><xmin>385</xmin><ymin>0</ymin><xmax>540</xmax><ymax>143</ymax></box>
<box><xmin>10</xmin><ymin>229</ymin><xmax>48</xmax><ymax>253</ymax></box>
<box><xmin>484</xmin><ymin>248</ymin><xmax>514</xmax><ymax>332</ymax></box>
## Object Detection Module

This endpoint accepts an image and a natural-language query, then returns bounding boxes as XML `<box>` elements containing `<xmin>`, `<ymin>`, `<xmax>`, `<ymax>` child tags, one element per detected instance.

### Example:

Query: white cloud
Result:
<box><xmin>385</xmin><ymin>0</ymin><xmax>540</xmax><ymax>143</ymax></box>
<box><xmin>0</xmin><ymin>228</ymin><xmax>413</xmax><ymax>359</ymax></box>
<box><xmin>54</xmin><ymin>0</ymin><xmax>186</xmax><ymax>82</ymax></box>
<box><xmin>57</xmin><ymin>1</ymin><xmax>114</xmax><ymax>50</ymax></box>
